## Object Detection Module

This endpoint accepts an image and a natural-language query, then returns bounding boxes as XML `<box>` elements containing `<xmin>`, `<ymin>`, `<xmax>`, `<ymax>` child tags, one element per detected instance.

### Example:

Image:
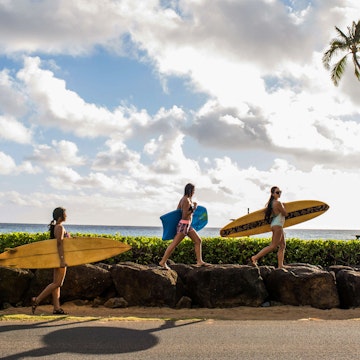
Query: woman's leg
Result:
<box><xmin>277</xmin><ymin>230</ymin><xmax>286</xmax><ymax>268</ymax></box>
<box><xmin>51</xmin><ymin>267</ymin><xmax>67</xmax><ymax>311</ymax></box>
<box><xmin>251</xmin><ymin>226</ymin><xmax>283</xmax><ymax>264</ymax></box>
<box><xmin>188</xmin><ymin>229</ymin><xmax>207</xmax><ymax>265</ymax></box>
<box><xmin>159</xmin><ymin>233</ymin><xmax>185</xmax><ymax>268</ymax></box>
<box><xmin>32</xmin><ymin>267</ymin><xmax>67</xmax><ymax>312</ymax></box>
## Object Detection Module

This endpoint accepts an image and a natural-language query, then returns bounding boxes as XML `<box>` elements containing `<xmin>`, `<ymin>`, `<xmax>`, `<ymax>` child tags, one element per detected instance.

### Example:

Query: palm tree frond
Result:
<box><xmin>354</xmin><ymin>66</ymin><xmax>360</xmax><ymax>81</ymax></box>
<box><xmin>330</xmin><ymin>39</ymin><xmax>348</xmax><ymax>48</ymax></box>
<box><xmin>354</xmin><ymin>20</ymin><xmax>360</xmax><ymax>41</ymax></box>
<box><xmin>323</xmin><ymin>37</ymin><xmax>349</xmax><ymax>68</ymax></box>
<box><xmin>334</xmin><ymin>26</ymin><xmax>350</xmax><ymax>42</ymax></box>
<box><xmin>322</xmin><ymin>50</ymin><xmax>332</xmax><ymax>69</ymax></box>
<box><xmin>352</xmin><ymin>55</ymin><xmax>360</xmax><ymax>81</ymax></box>
<box><xmin>331</xmin><ymin>55</ymin><xmax>347</xmax><ymax>86</ymax></box>
<box><xmin>324</xmin><ymin>20</ymin><xmax>360</xmax><ymax>85</ymax></box>
<box><xmin>352</xmin><ymin>51</ymin><xmax>360</xmax><ymax>74</ymax></box>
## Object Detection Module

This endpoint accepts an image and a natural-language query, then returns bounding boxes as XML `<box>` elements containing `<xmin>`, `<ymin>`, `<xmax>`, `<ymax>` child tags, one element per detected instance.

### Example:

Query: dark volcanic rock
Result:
<box><xmin>335</xmin><ymin>268</ymin><xmax>360</xmax><ymax>308</ymax></box>
<box><xmin>0</xmin><ymin>267</ymin><xmax>33</xmax><ymax>306</ymax></box>
<box><xmin>2</xmin><ymin>262</ymin><xmax>359</xmax><ymax>310</ymax></box>
<box><xmin>265</xmin><ymin>263</ymin><xmax>340</xmax><ymax>309</ymax></box>
<box><xmin>111</xmin><ymin>262</ymin><xmax>182</xmax><ymax>307</ymax></box>
<box><xmin>185</xmin><ymin>264</ymin><xmax>268</xmax><ymax>308</ymax></box>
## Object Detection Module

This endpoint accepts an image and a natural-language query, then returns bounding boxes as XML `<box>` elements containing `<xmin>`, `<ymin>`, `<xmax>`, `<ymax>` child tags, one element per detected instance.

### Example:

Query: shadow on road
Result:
<box><xmin>1</xmin><ymin>318</ymin><xmax>204</xmax><ymax>359</ymax></box>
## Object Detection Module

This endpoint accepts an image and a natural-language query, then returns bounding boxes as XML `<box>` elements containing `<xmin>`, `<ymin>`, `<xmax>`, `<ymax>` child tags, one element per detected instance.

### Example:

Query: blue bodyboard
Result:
<box><xmin>160</xmin><ymin>205</ymin><xmax>208</xmax><ymax>240</ymax></box>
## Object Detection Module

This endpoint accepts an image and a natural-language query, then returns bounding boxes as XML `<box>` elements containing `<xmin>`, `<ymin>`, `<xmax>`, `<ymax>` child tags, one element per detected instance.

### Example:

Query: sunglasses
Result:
<box><xmin>275</xmin><ymin>191</ymin><xmax>282</xmax><ymax>195</ymax></box>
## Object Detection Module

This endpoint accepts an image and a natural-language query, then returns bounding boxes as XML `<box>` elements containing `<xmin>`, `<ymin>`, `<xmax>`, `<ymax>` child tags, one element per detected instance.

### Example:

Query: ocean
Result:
<box><xmin>0</xmin><ymin>223</ymin><xmax>359</xmax><ymax>240</ymax></box>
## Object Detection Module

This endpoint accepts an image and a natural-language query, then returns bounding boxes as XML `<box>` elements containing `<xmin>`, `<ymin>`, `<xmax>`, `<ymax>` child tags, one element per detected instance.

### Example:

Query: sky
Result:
<box><xmin>0</xmin><ymin>0</ymin><xmax>360</xmax><ymax>230</ymax></box>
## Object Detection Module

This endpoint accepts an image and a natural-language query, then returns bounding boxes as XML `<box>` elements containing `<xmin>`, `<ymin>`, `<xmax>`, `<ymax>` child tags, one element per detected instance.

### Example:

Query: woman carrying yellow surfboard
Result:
<box><xmin>31</xmin><ymin>207</ymin><xmax>69</xmax><ymax>315</ymax></box>
<box><xmin>248</xmin><ymin>186</ymin><xmax>288</xmax><ymax>269</ymax></box>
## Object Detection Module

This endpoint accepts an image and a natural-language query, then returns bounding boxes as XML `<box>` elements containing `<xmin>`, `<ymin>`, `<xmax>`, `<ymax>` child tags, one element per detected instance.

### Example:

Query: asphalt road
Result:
<box><xmin>1</xmin><ymin>318</ymin><xmax>360</xmax><ymax>359</ymax></box>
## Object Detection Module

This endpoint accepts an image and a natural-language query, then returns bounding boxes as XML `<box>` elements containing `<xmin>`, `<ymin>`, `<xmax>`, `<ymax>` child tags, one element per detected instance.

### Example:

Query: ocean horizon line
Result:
<box><xmin>1</xmin><ymin>223</ymin><xmax>360</xmax><ymax>240</ymax></box>
<box><xmin>0</xmin><ymin>222</ymin><xmax>359</xmax><ymax>231</ymax></box>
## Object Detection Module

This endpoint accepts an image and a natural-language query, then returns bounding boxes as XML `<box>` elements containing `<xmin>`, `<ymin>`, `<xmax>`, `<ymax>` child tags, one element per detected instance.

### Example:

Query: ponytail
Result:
<box><xmin>265</xmin><ymin>199</ymin><xmax>274</xmax><ymax>224</ymax></box>
<box><xmin>48</xmin><ymin>219</ymin><xmax>56</xmax><ymax>239</ymax></box>
<box><xmin>264</xmin><ymin>187</ymin><xmax>277</xmax><ymax>224</ymax></box>
<box><xmin>48</xmin><ymin>207</ymin><xmax>66</xmax><ymax>238</ymax></box>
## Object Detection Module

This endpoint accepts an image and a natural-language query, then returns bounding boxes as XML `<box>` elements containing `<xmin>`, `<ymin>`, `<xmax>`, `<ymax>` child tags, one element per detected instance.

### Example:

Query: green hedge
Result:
<box><xmin>1</xmin><ymin>232</ymin><xmax>360</xmax><ymax>267</ymax></box>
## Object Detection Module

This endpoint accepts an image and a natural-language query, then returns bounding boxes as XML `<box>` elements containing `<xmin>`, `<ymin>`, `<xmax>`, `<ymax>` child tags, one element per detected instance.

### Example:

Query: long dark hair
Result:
<box><xmin>184</xmin><ymin>183</ymin><xmax>195</xmax><ymax>197</ymax></box>
<box><xmin>265</xmin><ymin>187</ymin><xmax>277</xmax><ymax>224</ymax></box>
<box><xmin>48</xmin><ymin>207</ymin><xmax>66</xmax><ymax>238</ymax></box>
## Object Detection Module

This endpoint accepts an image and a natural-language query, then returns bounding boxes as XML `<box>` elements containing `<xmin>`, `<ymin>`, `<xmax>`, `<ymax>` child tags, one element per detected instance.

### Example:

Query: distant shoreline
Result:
<box><xmin>1</xmin><ymin>223</ymin><xmax>359</xmax><ymax>240</ymax></box>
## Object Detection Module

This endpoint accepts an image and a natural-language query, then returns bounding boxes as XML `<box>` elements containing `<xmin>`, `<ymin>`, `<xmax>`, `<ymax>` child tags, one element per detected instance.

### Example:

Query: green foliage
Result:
<box><xmin>1</xmin><ymin>232</ymin><xmax>360</xmax><ymax>267</ymax></box>
<box><xmin>0</xmin><ymin>232</ymin><xmax>49</xmax><ymax>253</ymax></box>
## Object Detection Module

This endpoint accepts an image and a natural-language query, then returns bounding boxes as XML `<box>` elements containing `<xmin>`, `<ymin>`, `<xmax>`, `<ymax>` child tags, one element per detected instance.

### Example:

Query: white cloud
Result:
<box><xmin>0</xmin><ymin>152</ymin><xmax>16</xmax><ymax>174</ymax></box>
<box><xmin>16</xmin><ymin>57</ymin><xmax>130</xmax><ymax>138</ymax></box>
<box><xmin>46</xmin><ymin>166</ymin><xmax>84</xmax><ymax>191</ymax></box>
<box><xmin>0</xmin><ymin>151</ymin><xmax>40</xmax><ymax>175</ymax></box>
<box><xmin>0</xmin><ymin>69</ymin><xmax>28</xmax><ymax>117</ymax></box>
<box><xmin>92</xmin><ymin>139</ymin><xmax>142</xmax><ymax>171</ymax></box>
<box><xmin>1</xmin><ymin>0</ymin><xmax>360</xmax><ymax>230</ymax></box>
<box><xmin>188</xmin><ymin>100</ymin><xmax>270</xmax><ymax>150</ymax></box>
<box><xmin>30</xmin><ymin>140</ymin><xmax>86</xmax><ymax>167</ymax></box>
<box><xmin>147</xmin><ymin>133</ymin><xmax>200</xmax><ymax>176</ymax></box>
<box><xmin>0</xmin><ymin>115</ymin><xmax>32</xmax><ymax>143</ymax></box>
<box><xmin>0</xmin><ymin>0</ymin><xmax>130</xmax><ymax>55</ymax></box>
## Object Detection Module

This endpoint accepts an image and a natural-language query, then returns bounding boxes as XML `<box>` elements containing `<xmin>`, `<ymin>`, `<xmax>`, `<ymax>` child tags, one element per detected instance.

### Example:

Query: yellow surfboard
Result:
<box><xmin>220</xmin><ymin>200</ymin><xmax>329</xmax><ymax>237</ymax></box>
<box><xmin>0</xmin><ymin>237</ymin><xmax>131</xmax><ymax>269</ymax></box>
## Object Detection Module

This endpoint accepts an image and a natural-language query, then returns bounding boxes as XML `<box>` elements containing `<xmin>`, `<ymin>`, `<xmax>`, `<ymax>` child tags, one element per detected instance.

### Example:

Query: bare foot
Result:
<box><xmin>159</xmin><ymin>262</ymin><xmax>171</xmax><ymax>270</ymax></box>
<box><xmin>247</xmin><ymin>257</ymin><xmax>258</xmax><ymax>267</ymax></box>
<box><xmin>195</xmin><ymin>262</ymin><xmax>212</xmax><ymax>267</ymax></box>
<box><xmin>31</xmin><ymin>297</ymin><xmax>38</xmax><ymax>315</ymax></box>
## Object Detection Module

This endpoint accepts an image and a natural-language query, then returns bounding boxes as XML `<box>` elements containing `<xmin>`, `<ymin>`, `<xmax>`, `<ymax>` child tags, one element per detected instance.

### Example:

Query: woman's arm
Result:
<box><xmin>54</xmin><ymin>224</ymin><xmax>67</xmax><ymax>268</ymax></box>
